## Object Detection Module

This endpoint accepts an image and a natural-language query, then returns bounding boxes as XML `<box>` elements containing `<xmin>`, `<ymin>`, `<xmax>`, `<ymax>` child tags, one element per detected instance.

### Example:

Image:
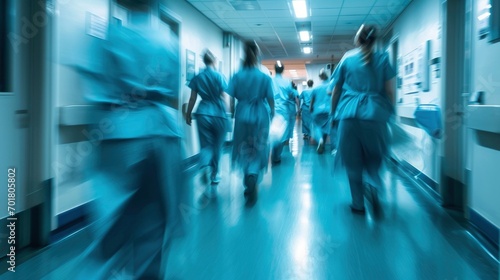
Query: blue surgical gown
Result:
<box><xmin>227</xmin><ymin>67</ymin><xmax>274</xmax><ymax>176</ymax></box>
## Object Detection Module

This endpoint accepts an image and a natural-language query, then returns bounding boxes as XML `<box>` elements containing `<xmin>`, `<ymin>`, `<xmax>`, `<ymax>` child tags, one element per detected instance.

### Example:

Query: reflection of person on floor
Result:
<box><xmin>72</xmin><ymin>3</ymin><xmax>184</xmax><ymax>278</ymax></box>
<box><xmin>227</xmin><ymin>41</ymin><xmax>275</xmax><ymax>202</ymax></box>
<box><xmin>186</xmin><ymin>50</ymin><xmax>229</xmax><ymax>194</ymax></box>
<box><xmin>329</xmin><ymin>24</ymin><xmax>396</xmax><ymax>214</ymax></box>
<box><xmin>271</xmin><ymin>61</ymin><xmax>299</xmax><ymax>163</ymax></box>
<box><xmin>299</xmin><ymin>79</ymin><xmax>314</xmax><ymax>140</ymax></box>
<box><xmin>310</xmin><ymin>69</ymin><xmax>332</xmax><ymax>154</ymax></box>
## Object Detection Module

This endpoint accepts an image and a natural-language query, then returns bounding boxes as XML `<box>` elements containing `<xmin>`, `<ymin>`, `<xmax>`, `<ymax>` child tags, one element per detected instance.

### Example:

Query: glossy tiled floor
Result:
<box><xmin>2</xmin><ymin>126</ymin><xmax>499</xmax><ymax>280</ymax></box>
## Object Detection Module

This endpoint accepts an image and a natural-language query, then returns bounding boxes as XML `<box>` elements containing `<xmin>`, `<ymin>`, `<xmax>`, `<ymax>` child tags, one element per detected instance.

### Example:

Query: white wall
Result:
<box><xmin>388</xmin><ymin>0</ymin><xmax>443</xmax><ymax>183</ymax></box>
<box><xmin>161</xmin><ymin>0</ymin><xmax>225</xmax><ymax>158</ymax></box>
<box><xmin>468</xmin><ymin>0</ymin><xmax>500</xmax><ymax>230</ymax></box>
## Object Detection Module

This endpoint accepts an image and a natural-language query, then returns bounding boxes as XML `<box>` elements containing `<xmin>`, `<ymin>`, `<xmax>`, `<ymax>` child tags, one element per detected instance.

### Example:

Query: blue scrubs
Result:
<box><xmin>271</xmin><ymin>74</ymin><xmax>297</xmax><ymax>162</ymax></box>
<box><xmin>227</xmin><ymin>67</ymin><xmax>274</xmax><ymax>181</ymax></box>
<box><xmin>310</xmin><ymin>81</ymin><xmax>332</xmax><ymax>143</ymax></box>
<box><xmin>72</xmin><ymin>24</ymin><xmax>184</xmax><ymax>279</ymax></box>
<box><xmin>299</xmin><ymin>88</ymin><xmax>313</xmax><ymax>136</ymax></box>
<box><xmin>330</xmin><ymin>48</ymin><xmax>395</xmax><ymax>210</ymax></box>
<box><xmin>188</xmin><ymin>67</ymin><xmax>228</xmax><ymax>182</ymax></box>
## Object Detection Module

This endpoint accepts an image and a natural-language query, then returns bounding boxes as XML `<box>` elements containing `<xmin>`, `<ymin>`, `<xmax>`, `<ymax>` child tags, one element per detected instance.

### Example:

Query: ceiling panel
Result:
<box><xmin>310</xmin><ymin>0</ymin><xmax>343</xmax><ymax>9</ymax></box>
<box><xmin>342</xmin><ymin>0</ymin><xmax>376</xmax><ymax>7</ymax></box>
<box><xmin>339</xmin><ymin>7</ymin><xmax>373</xmax><ymax>15</ymax></box>
<box><xmin>263</xmin><ymin>9</ymin><xmax>292</xmax><ymax>18</ymax></box>
<box><xmin>257</xmin><ymin>1</ymin><xmax>289</xmax><ymax>10</ymax></box>
<box><xmin>186</xmin><ymin>0</ymin><xmax>413</xmax><ymax>75</ymax></box>
<box><xmin>311</xmin><ymin>8</ymin><xmax>341</xmax><ymax>17</ymax></box>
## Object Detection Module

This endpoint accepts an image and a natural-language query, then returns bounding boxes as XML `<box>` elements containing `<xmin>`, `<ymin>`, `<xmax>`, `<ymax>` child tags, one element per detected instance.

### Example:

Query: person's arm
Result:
<box><xmin>267</xmin><ymin>96</ymin><xmax>275</xmax><ymax>118</ymax></box>
<box><xmin>330</xmin><ymin>84</ymin><xmax>342</xmax><ymax>116</ymax></box>
<box><xmin>385</xmin><ymin>78</ymin><xmax>396</xmax><ymax>106</ymax></box>
<box><xmin>186</xmin><ymin>89</ymin><xmax>197</xmax><ymax>126</ymax></box>
<box><xmin>310</xmin><ymin>95</ymin><xmax>315</xmax><ymax>113</ymax></box>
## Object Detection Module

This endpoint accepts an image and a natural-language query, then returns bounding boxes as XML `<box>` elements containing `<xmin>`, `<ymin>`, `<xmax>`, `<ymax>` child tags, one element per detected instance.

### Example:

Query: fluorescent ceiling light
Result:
<box><xmin>292</xmin><ymin>1</ymin><xmax>308</xmax><ymax>18</ymax></box>
<box><xmin>299</xmin><ymin>31</ymin><xmax>310</xmax><ymax>42</ymax></box>
<box><xmin>478</xmin><ymin>12</ymin><xmax>491</xmax><ymax>20</ymax></box>
<box><xmin>303</xmin><ymin>47</ymin><xmax>312</xmax><ymax>54</ymax></box>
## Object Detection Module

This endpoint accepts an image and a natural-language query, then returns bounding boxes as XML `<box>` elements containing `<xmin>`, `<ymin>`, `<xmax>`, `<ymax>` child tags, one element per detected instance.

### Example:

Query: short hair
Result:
<box><xmin>307</xmin><ymin>80</ymin><xmax>314</xmax><ymax>87</ymax></box>
<box><xmin>319</xmin><ymin>68</ymin><xmax>329</xmax><ymax>80</ymax></box>
<box><xmin>203</xmin><ymin>50</ymin><xmax>216</xmax><ymax>65</ymax></box>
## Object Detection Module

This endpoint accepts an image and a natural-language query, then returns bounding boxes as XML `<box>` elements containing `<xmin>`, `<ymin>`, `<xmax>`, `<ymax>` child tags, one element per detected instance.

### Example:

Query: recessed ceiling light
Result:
<box><xmin>292</xmin><ymin>1</ymin><xmax>308</xmax><ymax>18</ymax></box>
<box><xmin>303</xmin><ymin>47</ymin><xmax>312</xmax><ymax>54</ymax></box>
<box><xmin>299</xmin><ymin>31</ymin><xmax>310</xmax><ymax>42</ymax></box>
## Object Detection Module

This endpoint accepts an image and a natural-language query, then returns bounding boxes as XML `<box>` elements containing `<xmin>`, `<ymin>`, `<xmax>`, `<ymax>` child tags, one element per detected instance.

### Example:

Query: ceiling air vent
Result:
<box><xmin>228</xmin><ymin>0</ymin><xmax>261</xmax><ymax>11</ymax></box>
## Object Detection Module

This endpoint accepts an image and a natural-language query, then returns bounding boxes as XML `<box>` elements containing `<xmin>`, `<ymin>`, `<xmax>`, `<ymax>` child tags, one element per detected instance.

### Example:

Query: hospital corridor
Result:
<box><xmin>1</xmin><ymin>0</ymin><xmax>499</xmax><ymax>279</ymax></box>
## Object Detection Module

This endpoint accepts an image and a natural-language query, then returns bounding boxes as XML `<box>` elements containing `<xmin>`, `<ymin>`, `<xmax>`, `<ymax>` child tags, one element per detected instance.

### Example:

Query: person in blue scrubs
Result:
<box><xmin>330</xmin><ymin>25</ymin><xmax>396</xmax><ymax>213</ymax></box>
<box><xmin>271</xmin><ymin>61</ymin><xmax>299</xmax><ymax>163</ymax></box>
<box><xmin>310</xmin><ymin>69</ymin><xmax>332</xmax><ymax>154</ymax></box>
<box><xmin>186</xmin><ymin>50</ymin><xmax>228</xmax><ymax>190</ymax></box>
<box><xmin>227</xmin><ymin>41</ymin><xmax>275</xmax><ymax>202</ymax></box>
<box><xmin>299</xmin><ymin>79</ymin><xmax>314</xmax><ymax>139</ymax></box>
<box><xmin>70</xmin><ymin>4</ymin><xmax>184</xmax><ymax>278</ymax></box>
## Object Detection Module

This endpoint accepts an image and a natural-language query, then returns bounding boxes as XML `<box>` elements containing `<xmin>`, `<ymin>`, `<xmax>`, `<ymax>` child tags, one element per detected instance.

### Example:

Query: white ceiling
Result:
<box><xmin>186</xmin><ymin>0</ymin><xmax>412</xmax><ymax>79</ymax></box>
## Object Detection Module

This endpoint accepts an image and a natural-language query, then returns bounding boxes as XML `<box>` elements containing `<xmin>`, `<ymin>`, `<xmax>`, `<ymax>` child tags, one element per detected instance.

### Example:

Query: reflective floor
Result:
<box><xmin>1</xmin><ymin>127</ymin><xmax>499</xmax><ymax>280</ymax></box>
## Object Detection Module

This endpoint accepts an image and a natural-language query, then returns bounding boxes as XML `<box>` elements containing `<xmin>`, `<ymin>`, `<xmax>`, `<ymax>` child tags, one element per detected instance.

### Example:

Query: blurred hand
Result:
<box><xmin>186</xmin><ymin>114</ymin><xmax>192</xmax><ymax>126</ymax></box>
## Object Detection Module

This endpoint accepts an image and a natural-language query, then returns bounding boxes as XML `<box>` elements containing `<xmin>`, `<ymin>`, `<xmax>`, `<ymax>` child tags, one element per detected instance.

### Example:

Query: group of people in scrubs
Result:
<box><xmin>69</xmin><ymin>14</ymin><xmax>395</xmax><ymax>277</ymax></box>
<box><xmin>188</xmin><ymin>24</ymin><xmax>395</xmax><ymax>212</ymax></box>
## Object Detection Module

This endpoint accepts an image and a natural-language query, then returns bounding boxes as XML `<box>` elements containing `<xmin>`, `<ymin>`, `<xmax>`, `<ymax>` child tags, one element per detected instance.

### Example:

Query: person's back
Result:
<box><xmin>89</xmin><ymin>23</ymin><xmax>181</xmax><ymax>139</ymax></box>
<box><xmin>332</xmin><ymin>47</ymin><xmax>394</xmax><ymax>122</ymax></box>
<box><xmin>190</xmin><ymin>66</ymin><xmax>227</xmax><ymax>118</ymax></box>
<box><xmin>227</xmin><ymin>41</ymin><xmax>274</xmax><ymax>203</ymax></box>
<box><xmin>300</xmin><ymin>87</ymin><xmax>313</xmax><ymax>109</ymax></box>
<box><xmin>330</xmin><ymin>24</ymin><xmax>395</xmax><ymax>214</ymax></box>
<box><xmin>310</xmin><ymin>80</ymin><xmax>331</xmax><ymax>115</ymax></box>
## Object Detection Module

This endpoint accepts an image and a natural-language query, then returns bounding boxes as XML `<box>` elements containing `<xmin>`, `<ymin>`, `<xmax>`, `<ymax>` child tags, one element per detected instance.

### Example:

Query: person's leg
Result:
<box><xmin>330</xmin><ymin>120</ymin><xmax>338</xmax><ymax>151</ymax></box>
<box><xmin>287</xmin><ymin>110</ymin><xmax>296</xmax><ymax>140</ymax></box>
<box><xmin>153</xmin><ymin>137</ymin><xmax>184</xmax><ymax>277</ymax></box>
<box><xmin>74</xmin><ymin>139</ymin><xmax>151</xmax><ymax>279</ymax></box>
<box><xmin>338</xmin><ymin>120</ymin><xmax>364</xmax><ymax>211</ymax></box>
<box><xmin>271</xmin><ymin>141</ymin><xmax>285</xmax><ymax>163</ymax></box>
<box><xmin>196</xmin><ymin>115</ymin><xmax>215</xmax><ymax>183</ymax></box>
<box><xmin>210</xmin><ymin>117</ymin><xmax>227</xmax><ymax>183</ymax></box>
<box><xmin>301</xmin><ymin>107</ymin><xmax>311</xmax><ymax>137</ymax></box>
<box><xmin>359</xmin><ymin>121</ymin><xmax>388</xmax><ymax>211</ymax></box>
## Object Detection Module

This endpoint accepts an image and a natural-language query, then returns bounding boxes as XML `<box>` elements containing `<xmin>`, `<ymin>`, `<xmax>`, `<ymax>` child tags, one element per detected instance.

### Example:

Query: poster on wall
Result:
<box><xmin>402</xmin><ymin>48</ymin><xmax>419</xmax><ymax>94</ymax></box>
<box><xmin>186</xmin><ymin>49</ymin><xmax>195</xmax><ymax>82</ymax></box>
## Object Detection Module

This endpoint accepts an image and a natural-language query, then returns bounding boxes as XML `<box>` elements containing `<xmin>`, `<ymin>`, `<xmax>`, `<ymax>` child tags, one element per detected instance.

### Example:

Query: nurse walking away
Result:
<box><xmin>227</xmin><ymin>41</ymin><xmax>275</xmax><ymax>202</ymax></box>
<box><xmin>330</xmin><ymin>24</ymin><xmax>396</xmax><ymax>214</ymax></box>
<box><xmin>309</xmin><ymin>69</ymin><xmax>332</xmax><ymax>154</ymax></box>
<box><xmin>186</xmin><ymin>50</ymin><xmax>229</xmax><ymax>194</ymax></box>
<box><xmin>299</xmin><ymin>79</ymin><xmax>314</xmax><ymax>140</ymax></box>
<box><xmin>69</xmin><ymin>2</ymin><xmax>184</xmax><ymax>279</ymax></box>
<box><xmin>271</xmin><ymin>61</ymin><xmax>299</xmax><ymax>164</ymax></box>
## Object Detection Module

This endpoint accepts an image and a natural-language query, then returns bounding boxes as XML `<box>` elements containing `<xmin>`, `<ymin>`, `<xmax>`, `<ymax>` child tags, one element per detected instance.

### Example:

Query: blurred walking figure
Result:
<box><xmin>330</xmin><ymin>24</ymin><xmax>395</xmax><ymax>214</ymax></box>
<box><xmin>299</xmin><ymin>79</ymin><xmax>314</xmax><ymax>140</ymax></box>
<box><xmin>186</xmin><ymin>50</ymin><xmax>228</xmax><ymax>193</ymax></box>
<box><xmin>270</xmin><ymin>61</ymin><xmax>299</xmax><ymax>163</ymax></box>
<box><xmin>71</xmin><ymin>2</ymin><xmax>184</xmax><ymax>278</ymax></box>
<box><xmin>227</xmin><ymin>41</ymin><xmax>275</xmax><ymax>202</ymax></box>
<box><xmin>310</xmin><ymin>69</ymin><xmax>332</xmax><ymax>154</ymax></box>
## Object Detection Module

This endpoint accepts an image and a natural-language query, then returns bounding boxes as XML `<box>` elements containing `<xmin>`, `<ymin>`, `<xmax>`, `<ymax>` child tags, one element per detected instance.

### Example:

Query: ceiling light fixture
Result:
<box><xmin>303</xmin><ymin>46</ymin><xmax>312</xmax><ymax>54</ymax></box>
<box><xmin>292</xmin><ymin>1</ymin><xmax>308</xmax><ymax>18</ymax></box>
<box><xmin>299</xmin><ymin>31</ymin><xmax>310</xmax><ymax>42</ymax></box>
